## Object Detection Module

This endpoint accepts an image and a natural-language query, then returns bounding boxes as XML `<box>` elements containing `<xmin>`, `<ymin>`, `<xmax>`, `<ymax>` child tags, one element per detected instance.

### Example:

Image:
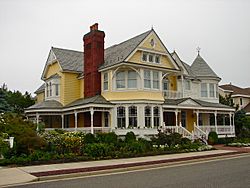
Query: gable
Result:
<box><xmin>126</xmin><ymin>30</ymin><xmax>180</xmax><ymax>70</ymax></box>
<box><xmin>179</xmin><ymin>99</ymin><xmax>200</xmax><ymax>107</ymax></box>
<box><xmin>44</xmin><ymin>62</ymin><xmax>62</xmax><ymax>79</ymax></box>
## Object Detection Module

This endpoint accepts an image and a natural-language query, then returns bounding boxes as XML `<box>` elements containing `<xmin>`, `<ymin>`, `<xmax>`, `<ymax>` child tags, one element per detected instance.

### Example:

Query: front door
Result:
<box><xmin>181</xmin><ymin>111</ymin><xmax>186</xmax><ymax>128</ymax></box>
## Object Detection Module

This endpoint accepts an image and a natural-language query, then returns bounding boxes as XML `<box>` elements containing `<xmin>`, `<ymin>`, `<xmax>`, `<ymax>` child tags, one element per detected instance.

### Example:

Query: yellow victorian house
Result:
<box><xmin>25</xmin><ymin>23</ymin><xmax>235</xmax><ymax>139</ymax></box>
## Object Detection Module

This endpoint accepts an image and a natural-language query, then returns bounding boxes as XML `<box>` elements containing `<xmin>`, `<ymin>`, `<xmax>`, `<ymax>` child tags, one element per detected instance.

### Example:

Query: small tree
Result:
<box><xmin>208</xmin><ymin>131</ymin><xmax>218</xmax><ymax>145</ymax></box>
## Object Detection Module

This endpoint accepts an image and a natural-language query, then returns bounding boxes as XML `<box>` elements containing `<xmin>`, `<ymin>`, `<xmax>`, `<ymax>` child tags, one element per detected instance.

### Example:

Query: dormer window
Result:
<box><xmin>141</xmin><ymin>51</ymin><xmax>161</xmax><ymax>64</ymax></box>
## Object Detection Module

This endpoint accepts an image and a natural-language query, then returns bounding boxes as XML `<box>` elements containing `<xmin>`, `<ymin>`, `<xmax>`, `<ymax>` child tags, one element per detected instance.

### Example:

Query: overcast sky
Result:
<box><xmin>0</xmin><ymin>0</ymin><xmax>249</xmax><ymax>94</ymax></box>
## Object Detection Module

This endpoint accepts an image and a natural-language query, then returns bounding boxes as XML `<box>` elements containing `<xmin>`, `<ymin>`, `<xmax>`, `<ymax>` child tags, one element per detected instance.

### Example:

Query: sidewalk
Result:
<box><xmin>0</xmin><ymin>149</ymin><xmax>248</xmax><ymax>187</ymax></box>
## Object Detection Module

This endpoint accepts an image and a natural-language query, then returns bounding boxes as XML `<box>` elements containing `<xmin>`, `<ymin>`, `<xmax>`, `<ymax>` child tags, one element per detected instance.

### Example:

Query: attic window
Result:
<box><xmin>150</xmin><ymin>39</ymin><xmax>155</xmax><ymax>47</ymax></box>
<box><xmin>142</xmin><ymin>52</ymin><xmax>161</xmax><ymax>64</ymax></box>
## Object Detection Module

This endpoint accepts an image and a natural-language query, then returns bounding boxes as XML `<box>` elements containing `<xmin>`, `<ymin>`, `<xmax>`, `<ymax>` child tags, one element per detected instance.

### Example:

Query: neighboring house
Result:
<box><xmin>219</xmin><ymin>84</ymin><xmax>250</xmax><ymax>115</ymax></box>
<box><xmin>25</xmin><ymin>23</ymin><xmax>235</xmax><ymax>138</ymax></box>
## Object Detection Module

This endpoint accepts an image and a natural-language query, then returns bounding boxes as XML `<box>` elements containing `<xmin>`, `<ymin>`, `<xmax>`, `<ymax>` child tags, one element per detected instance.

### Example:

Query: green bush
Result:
<box><xmin>84</xmin><ymin>143</ymin><xmax>115</xmax><ymax>158</ymax></box>
<box><xmin>96</xmin><ymin>132</ymin><xmax>118</xmax><ymax>144</ymax></box>
<box><xmin>84</xmin><ymin>133</ymin><xmax>96</xmax><ymax>144</ymax></box>
<box><xmin>208</xmin><ymin>131</ymin><xmax>218</xmax><ymax>145</ymax></box>
<box><xmin>125</xmin><ymin>131</ymin><xmax>136</xmax><ymax>143</ymax></box>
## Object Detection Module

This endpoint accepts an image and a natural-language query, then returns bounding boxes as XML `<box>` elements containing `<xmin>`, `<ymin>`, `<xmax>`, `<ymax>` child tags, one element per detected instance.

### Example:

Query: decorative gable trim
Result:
<box><xmin>178</xmin><ymin>98</ymin><xmax>201</xmax><ymax>107</ymax></box>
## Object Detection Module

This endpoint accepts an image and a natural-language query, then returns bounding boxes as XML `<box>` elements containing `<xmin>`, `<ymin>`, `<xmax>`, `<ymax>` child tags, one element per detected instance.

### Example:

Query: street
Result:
<box><xmin>9</xmin><ymin>155</ymin><xmax>250</xmax><ymax>188</ymax></box>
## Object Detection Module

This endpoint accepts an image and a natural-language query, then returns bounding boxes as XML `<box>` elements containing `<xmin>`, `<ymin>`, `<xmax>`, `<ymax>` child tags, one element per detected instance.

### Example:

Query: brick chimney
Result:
<box><xmin>83</xmin><ymin>23</ymin><xmax>105</xmax><ymax>98</ymax></box>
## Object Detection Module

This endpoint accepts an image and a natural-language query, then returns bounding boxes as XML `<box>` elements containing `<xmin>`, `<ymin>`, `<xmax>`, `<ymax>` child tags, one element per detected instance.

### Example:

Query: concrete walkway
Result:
<box><xmin>0</xmin><ymin>149</ymin><xmax>245</xmax><ymax>187</ymax></box>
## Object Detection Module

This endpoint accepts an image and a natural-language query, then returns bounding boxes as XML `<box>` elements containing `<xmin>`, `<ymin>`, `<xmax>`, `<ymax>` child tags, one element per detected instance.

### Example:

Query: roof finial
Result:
<box><xmin>196</xmin><ymin>46</ymin><xmax>201</xmax><ymax>55</ymax></box>
<box><xmin>151</xmin><ymin>25</ymin><xmax>154</xmax><ymax>30</ymax></box>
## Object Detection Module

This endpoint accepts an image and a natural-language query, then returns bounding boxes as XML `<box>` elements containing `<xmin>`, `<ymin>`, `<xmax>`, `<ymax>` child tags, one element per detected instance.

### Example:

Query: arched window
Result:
<box><xmin>145</xmin><ymin>106</ymin><xmax>151</xmax><ymax>128</ymax></box>
<box><xmin>154</xmin><ymin>106</ymin><xmax>160</xmax><ymax>128</ymax></box>
<box><xmin>129</xmin><ymin>106</ymin><xmax>137</xmax><ymax>128</ymax></box>
<box><xmin>117</xmin><ymin>106</ymin><xmax>125</xmax><ymax>128</ymax></box>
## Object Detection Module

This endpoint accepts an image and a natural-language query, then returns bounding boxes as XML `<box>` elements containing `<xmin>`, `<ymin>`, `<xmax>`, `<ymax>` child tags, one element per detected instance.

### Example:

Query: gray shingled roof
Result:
<box><xmin>27</xmin><ymin>100</ymin><xmax>63</xmax><ymax>110</ymax></box>
<box><xmin>66</xmin><ymin>95</ymin><xmax>112</xmax><ymax>107</ymax></box>
<box><xmin>191</xmin><ymin>54</ymin><xmax>220</xmax><ymax>79</ymax></box>
<box><xmin>101</xmin><ymin>30</ymin><xmax>152</xmax><ymax>69</ymax></box>
<box><xmin>34</xmin><ymin>83</ymin><xmax>45</xmax><ymax>94</ymax></box>
<box><xmin>164</xmin><ymin>98</ymin><xmax>232</xmax><ymax>109</ymax></box>
<box><xmin>52</xmin><ymin>47</ymin><xmax>83</xmax><ymax>72</ymax></box>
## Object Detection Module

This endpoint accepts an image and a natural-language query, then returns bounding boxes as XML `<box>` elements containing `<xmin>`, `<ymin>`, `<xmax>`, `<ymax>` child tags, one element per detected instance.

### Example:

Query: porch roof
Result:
<box><xmin>65</xmin><ymin>95</ymin><xmax>112</xmax><ymax>108</ymax></box>
<box><xmin>164</xmin><ymin>98</ymin><xmax>234</xmax><ymax>109</ymax></box>
<box><xmin>26</xmin><ymin>100</ymin><xmax>63</xmax><ymax>110</ymax></box>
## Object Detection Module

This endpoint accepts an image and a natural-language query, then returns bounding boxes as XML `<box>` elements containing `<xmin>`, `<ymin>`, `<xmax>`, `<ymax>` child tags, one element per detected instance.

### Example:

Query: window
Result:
<box><xmin>142</xmin><ymin>52</ymin><xmax>147</xmax><ymax>61</ymax></box>
<box><xmin>145</xmin><ymin>106</ymin><xmax>151</xmax><ymax>128</ymax></box>
<box><xmin>216</xmin><ymin>84</ymin><xmax>219</xmax><ymax>98</ymax></box>
<box><xmin>103</xmin><ymin>72</ymin><xmax>108</xmax><ymax>91</ymax></box>
<box><xmin>240</xmin><ymin>98</ymin><xmax>243</xmax><ymax>105</ymax></box>
<box><xmin>141</xmin><ymin>52</ymin><xmax>161</xmax><ymax>64</ymax></box>
<box><xmin>49</xmin><ymin>82</ymin><xmax>52</xmax><ymax>96</ymax></box>
<box><xmin>144</xmin><ymin>70</ymin><xmax>151</xmax><ymax>88</ymax></box>
<box><xmin>209</xmin><ymin>83</ymin><xmax>215</xmax><ymax>97</ymax></box>
<box><xmin>128</xmin><ymin>71</ymin><xmax>137</xmax><ymax>88</ymax></box>
<box><xmin>163</xmin><ymin>79</ymin><xmax>169</xmax><ymax>91</ymax></box>
<box><xmin>129</xmin><ymin>106</ymin><xmax>137</xmax><ymax>128</ymax></box>
<box><xmin>104</xmin><ymin>112</ymin><xmax>109</xmax><ymax>127</ymax></box>
<box><xmin>153</xmin><ymin>71</ymin><xmax>159</xmax><ymax>89</ymax></box>
<box><xmin>155</xmin><ymin>55</ymin><xmax>160</xmax><ymax>63</ymax></box>
<box><xmin>116</xmin><ymin>71</ymin><xmax>125</xmax><ymax>89</ymax></box>
<box><xmin>149</xmin><ymin>54</ymin><xmax>154</xmax><ymax>62</ymax></box>
<box><xmin>185</xmin><ymin>80</ymin><xmax>191</xmax><ymax>90</ymax></box>
<box><xmin>55</xmin><ymin>84</ymin><xmax>59</xmax><ymax>96</ymax></box>
<box><xmin>153</xmin><ymin>106</ymin><xmax>160</xmax><ymax>128</ymax></box>
<box><xmin>46</xmin><ymin>83</ymin><xmax>49</xmax><ymax>97</ymax></box>
<box><xmin>201</xmin><ymin>83</ymin><xmax>207</xmax><ymax>97</ymax></box>
<box><xmin>117</xmin><ymin>106</ymin><xmax>125</xmax><ymax>128</ymax></box>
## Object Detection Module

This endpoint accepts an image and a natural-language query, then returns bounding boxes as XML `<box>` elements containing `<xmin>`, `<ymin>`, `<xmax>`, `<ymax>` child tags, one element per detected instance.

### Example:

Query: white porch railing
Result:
<box><xmin>199</xmin><ymin>125</ymin><xmax>235</xmax><ymax>137</ymax></box>
<box><xmin>193</xmin><ymin>125</ymin><xmax>207</xmax><ymax>140</ymax></box>
<box><xmin>163</xmin><ymin>90</ymin><xmax>183</xmax><ymax>99</ymax></box>
<box><xmin>178</xmin><ymin>126</ymin><xmax>193</xmax><ymax>140</ymax></box>
<box><xmin>45</xmin><ymin>127</ymin><xmax>111</xmax><ymax>134</ymax></box>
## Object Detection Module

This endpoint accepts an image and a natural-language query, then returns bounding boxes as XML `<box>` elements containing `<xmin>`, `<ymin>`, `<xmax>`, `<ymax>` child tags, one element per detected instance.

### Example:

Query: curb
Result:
<box><xmin>31</xmin><ymin>151</ymin><xmax>247</xmax><ymax>181</ymax></box>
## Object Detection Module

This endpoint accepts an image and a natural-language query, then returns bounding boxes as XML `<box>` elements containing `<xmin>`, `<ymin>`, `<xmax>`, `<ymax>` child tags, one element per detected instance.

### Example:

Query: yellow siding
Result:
<box><xmin>79</xmin><ymin>79</ymin><xmax>84</xmax><ymax>98</ymax></box>
<box><xmin>61</xmin><ymin>72</ymin><xmax>81</xmax><ymax>105</ymax></box>
<box><xmin>36</xmin><ymin>92</ymin><xmax>44</xmax><ymax>103</ymax></box>
<box><xmin>139</xmin><ymin>33</ymin><xmax>166</xmax><ymax>52</ymax></box>
<box><xmin>102</xmin><ymin>91</ymin><xmax>164</xmax><ymax>101</ymax></box>
<box><xmin>44</xmin><ymin>62</ymin><xmax>62</xmax><ymax>79</ymax></box>
<box><xmin>168</xmin><ymin>76</ymin><xmax>177</xmax><ymax>90</ymax></box>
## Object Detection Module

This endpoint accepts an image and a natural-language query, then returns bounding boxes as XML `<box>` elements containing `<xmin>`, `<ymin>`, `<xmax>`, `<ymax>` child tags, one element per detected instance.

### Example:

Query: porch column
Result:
<box><xmin>90</xmin><ymin>108</ymin><xmax>94</xmax><ymax>134</ymax></box>
<box><xmin>74</xmin><ymin>111</ymin><xmax>78</xmax><ymax>132</ymax></box>
<box><xmin>160</xmin><ymin>107</ymin><xmax>164</xmax><ymax>128</ymax></box>
<box><xmin>195</xmin><ymin>111</ymin><xmax>199</xmax><ymax>126</ymax></box>
<box><xmin>61</xmin><ymin>114</ymin><xmax>64</xmax><ymax>129</ymax></box>
<box><xmin>151</xmin><ymin>106</ymin><xmax>154</xmax><ymax>128</ymax></box>
<box><xmin>175</xmin><ymin>110</ymin><xmax>178</xmax><ymax>126</ymax></box>
<box><xmin>214</xmin><ymin>112</ymin><xmax>218</xmax><ymax>132</ymax></box>
<box><xmin>181</xmin><ymin>75</ymin><xmax>184</xmax><ymax>97</ymax></box>
<box><xmin>229</xmin><ymin>113</ymin><xmax>232</xmax><ymax>126</ymax></box>
<box><xmin>36</xmin><ymin>113</ymin><xmax>39</xmax><ymax>131</ymax></box>
<box><xmin>125</xmin><ymin>106</ymin><xmax>129</xmax><ymax>128</ymax></box>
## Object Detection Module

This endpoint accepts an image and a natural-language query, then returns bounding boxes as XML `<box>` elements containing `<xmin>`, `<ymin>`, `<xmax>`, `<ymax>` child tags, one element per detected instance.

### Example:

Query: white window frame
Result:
<box><xmin>115</xmin><ymin>70</ymin><xmax>138</xmax><ymax>90</ymax></box>
<box><xmin>185</xmin><ymin>80</ymin><xmax>191</xmax><ymax>90</ymax></box>
<box><xmin>128</xmin><ymin>106</ymin><xmax>137</xmax><ymax>128</ymax></box>
<box><xmin>209</xmin><ymin>83</ymin><xmax>215</xmax><ymax>97</ymax></box>
<box><xmin>103</xmin><ymin>72</ymin><xmax>109</xmax><ymax>91</ymax></box>
<box><xmin>201</xmin><ymin>83</ymin><xmax>208</xmax><ymax>97</ymax></box>
<box><xmin>141</xmin><ymin>51</ymin><xmax>161</xmax><ymax>64</ymax></box>
<box><xmin>153</xmin><ymin>71</ymin><xmax>159</xmax><ymax>89</ymax></box>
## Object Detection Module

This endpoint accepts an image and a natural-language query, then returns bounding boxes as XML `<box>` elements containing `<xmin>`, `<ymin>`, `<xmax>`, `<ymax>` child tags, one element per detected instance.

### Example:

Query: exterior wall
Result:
<box><xmin>234</xmin><ymin>97</ymin><xmax>250</xmax><ymax>109</ymax></box>
<box><xmin>36</xmin><ymin>92</ymin><xmax>45</xmax><ymax>103</ymax></box>
<box><xmin>168</xmin><ymin>75</ymin><xmax>177</xmax><ymax>91</ymax></box>
<box><xmin>61</xmin><ymin>72</ymin><xmax>81</xmax><ymax>105</ymax></box>
<box><xmin>102</xmin><ymin>91</ymin><xmax>164</xmax><ymax>101</ymax></box>
<box><xmin>79</xmin><ymin>79</ymin><xmax>84</xmax><ymax>98</ymax></box>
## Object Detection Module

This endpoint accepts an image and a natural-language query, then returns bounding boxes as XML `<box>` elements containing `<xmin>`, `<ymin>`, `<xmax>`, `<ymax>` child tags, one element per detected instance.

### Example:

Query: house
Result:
<box><xmin>25</xmin><ymin>23</ymin><xmax>235</xmax><ymax>139</ymax></box>
<box><xmin>219</xmin><ymin>83</ymin><xmax>250</xmax><ymax>115</ymax></box>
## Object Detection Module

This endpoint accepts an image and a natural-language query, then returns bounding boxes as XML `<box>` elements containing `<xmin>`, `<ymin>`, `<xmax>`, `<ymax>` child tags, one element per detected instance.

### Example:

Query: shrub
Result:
<box><xmin>84</xmin><ymin>133</ymin><xmax>96</xmax><ymax>144</ymax></box>
<box><xmin>125</xmin><ymin>131</ymin><xmax>136</xmax><ymax>143</ymax></box>
<box><xmin>84</xmin><ymin>143</ymin><xmax>115</xmax><ymax>158</ymax></box>
<box><xmin>96</xmin><ymin>132</ymin><xmax>118</xmax><ymax>144</ymax></box>
<box><xmin>208</xmin><ymin>131</ymin><xmax>218</xmax><ymax>145</ymax></box>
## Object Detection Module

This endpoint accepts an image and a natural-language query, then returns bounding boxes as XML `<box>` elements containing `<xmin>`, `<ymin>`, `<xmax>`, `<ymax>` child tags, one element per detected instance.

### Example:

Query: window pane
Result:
<box><xmin>128</xmin><ymin>71</ymin><xmax>137</xmax><ymax>88</ymax></box>
<box><xmin>163</xmin><ymin>79</ymin><xmax>169</xmax><ymax>90</ymax></box>
<box><xmin>129</xmin><ymin>106</ymin><xmax>137</xmax><ymax>128</ymax></box>
<box><xmin>142</xmin><ymin>53</ymin><xmax>147</xmax><ymax>61</ymax></box>
<box><xmin>201</xmin><ymin>83</ymin><xmax>207</xmax><ymax>97</ymax></box>
<box><xmin>55</xmin><ymin>84</ymin><xmax>59</xmax><ymax>96</ymax></box>
<box><xmin>209</xmin><ymin>83</ymin><xmax>215</xmax><ymax>97</ymax></box>
<box><xmin>104</xmin><ymin>73</ymin><xmax>108</xmax><ymax>90</ymax></box>
<box><xmin>116</xmin><ymin>71</ymin><xmax>125</xmax><ymax>89</ymax></box>
<box><xmin>117</xmin><ymin>106</ymin><xmax>125</xmax><ymax>128</ymax></box>
<box><xmin>153</xmin><ymin>71</ymin><xmax>159</xmax><ymax>89</ymax></box>
<box><xmin>149</xmin><ymin>54</ymin><xmax>153</xmax><ymax>62</ymax></box>
<box><xmin>155</xmin><ymin>55</ymin><xmax>160</xmax><ymax>63</ymax></box>
<box><xmin>145</xmin><ymin>106</ymin><xmax>151</xmax><ymax>128</ymax></box>
<box><xmin>144</xmin><ymin>70</ymin><xmax>151</xmax><ymax>88</ymax></box>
